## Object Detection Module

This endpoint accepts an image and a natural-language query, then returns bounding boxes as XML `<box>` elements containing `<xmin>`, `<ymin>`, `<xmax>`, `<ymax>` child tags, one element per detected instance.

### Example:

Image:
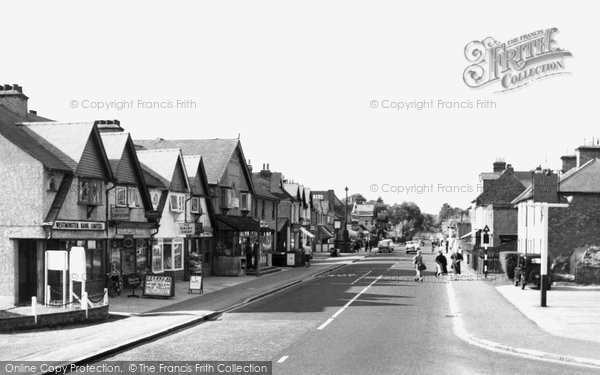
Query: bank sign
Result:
<box><xmin>463</xmin><ymin>28</ymin><xmax>572</xmax><ymax>92</ymax></box>
<box><xmin>52</xmin><ymin>220</ymin><xmax>105</xmax><ymax>231</ymax></box>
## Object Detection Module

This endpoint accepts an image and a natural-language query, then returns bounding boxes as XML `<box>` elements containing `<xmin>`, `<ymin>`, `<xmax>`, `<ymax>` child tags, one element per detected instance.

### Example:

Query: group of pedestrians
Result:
<box><xmin>413</xmin><ymin>247</ymin><xmax>464</xmax><ymax>282</ymax></box>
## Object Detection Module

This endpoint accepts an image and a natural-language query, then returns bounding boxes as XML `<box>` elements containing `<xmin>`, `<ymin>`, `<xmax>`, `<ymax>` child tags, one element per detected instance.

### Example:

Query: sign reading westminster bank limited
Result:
<box><xmin>52</xmin><ymin>220</ymin><xmax>105</xmax><ymax>231</ymax></box>
<box><xmin>463</xmin><ymin>28</ymin><xmax>572</xmax><ymax>92</ymax></box>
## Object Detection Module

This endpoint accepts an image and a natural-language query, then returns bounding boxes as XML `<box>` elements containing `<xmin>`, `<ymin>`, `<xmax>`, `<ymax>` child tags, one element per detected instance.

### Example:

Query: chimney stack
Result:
<box><xmin>575</xmin><ymin>145</ymin><xmax>600</xmax><ymax>168</ymax></box>
<box><xmin>493</xmin><ymin>160</ymin><xmax>506</xmax><ymax>173</ymax></box>
<box><xmin>95</xmin><ymin>120</ymin><xmax>124</xmax><ymax>132</ymax></box>
<box><xmin>0</xmin><ymin>84</ymin><xmax>29</xmax><ymax>118</ymax></box>
<box><xmin>560</xmin><ymin>155</ymin><xmax>576</xmax><ymax>173</ymax></box>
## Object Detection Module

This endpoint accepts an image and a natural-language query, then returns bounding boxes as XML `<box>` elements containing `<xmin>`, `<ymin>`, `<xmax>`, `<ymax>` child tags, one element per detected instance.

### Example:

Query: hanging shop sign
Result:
<box><xmin>110</xmin><ymin>206</ymin><xmax>131</xmax><ymax>220</ymax></box>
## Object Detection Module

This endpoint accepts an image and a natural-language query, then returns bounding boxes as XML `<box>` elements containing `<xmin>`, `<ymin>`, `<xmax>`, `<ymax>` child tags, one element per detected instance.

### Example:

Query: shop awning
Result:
<box><xmin>277</xmin><ymin>219</ymin><xmax>289</xmax><ymax>232</ymax></box>
<box><xmin>215</xmin><ymin>214</ymin><xmax>260</xmax><ymax>232</ymax></box>
<box><xmin>318</xmin><ymin>225</ymin><xmax>334</xmax><ymax>239</ymax></box>
<box><xmin>300</xmin><ymin>227</ymin><xmax>315</xmax><ymax>238</ymax></box>
<box><xmin>460</xmin><ymin>229</ymin><xmax>479</xmax><ymax>239</ymax></box>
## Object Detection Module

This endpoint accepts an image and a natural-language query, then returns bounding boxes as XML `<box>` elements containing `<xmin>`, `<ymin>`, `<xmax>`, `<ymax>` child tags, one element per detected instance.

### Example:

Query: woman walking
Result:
<box><xmin>451</xmin><ymin>248</ymin><xmax>463</xmax><ymax>280</ymax></box>
<box><xmin>413</xmin><ymin>250</ymin><xmax>425</xmax><ymax>282</ymax></box>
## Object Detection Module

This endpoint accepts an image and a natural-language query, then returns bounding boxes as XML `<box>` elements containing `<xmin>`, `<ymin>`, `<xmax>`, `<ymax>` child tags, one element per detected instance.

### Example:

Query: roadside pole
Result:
<box><xmin>541</xmin><ymin>203</ymin><xmax>549</xmax><ymax>307</ymax></box>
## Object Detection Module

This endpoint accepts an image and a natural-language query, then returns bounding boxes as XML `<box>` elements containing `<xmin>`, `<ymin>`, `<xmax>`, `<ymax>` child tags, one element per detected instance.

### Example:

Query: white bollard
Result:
<box><xmin>103</xmin><ymin>288</ymin><xmax>109</xmax><ymax>306</ymax></box>
<box><xmin>31</xmin><ymin>296</ymin><xmax>37</xmax><ymax>324</ymax></box>
<box><xmin>82</xmin><ymin>292</ymin><xmax>89</xmax><ymax>319</ymax></box>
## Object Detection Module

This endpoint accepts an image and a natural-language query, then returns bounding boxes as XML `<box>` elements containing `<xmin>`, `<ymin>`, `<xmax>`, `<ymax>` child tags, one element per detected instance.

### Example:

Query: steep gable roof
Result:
<box><xmin>0</xmin><ymin>104</ymin><xmax>69</xmax><ymax>171</ymax></box>
<box><xmin>136</xmin><ymin>149</ymin><xmax>190</xmax><ymax>193</ymax></box>
<box><xmin>252</xmin><ymin>172</ymin><xmax>281</xmax><ymax>200</ymax></box>
<box><xmin>18</xmin><ymin>121</ymin><xmax>113</xmax><ymax>179</ymax></box>
<box><xmin>183</xmin><ymin>155</ymin><xmax>211</xmax><ymax>197</ymax></box>
<box><xmin>135</xmin><ymin>138</ymin><xmax>251</xmax><ymax>187</ymax></box>
<box><xmin>283</xmin><ymin>182</ymin><xmax>301</xmax><ymax>200</ymax></box>
<box><xmin>101</xmin><ymin>132</ymin><xmax>153</xmax><ymax>210</ymax></box>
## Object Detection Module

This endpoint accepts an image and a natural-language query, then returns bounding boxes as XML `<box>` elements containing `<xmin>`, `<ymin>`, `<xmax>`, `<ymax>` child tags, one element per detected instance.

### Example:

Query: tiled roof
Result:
<box><xmin>135</xmin><ymin>138</ymin><xmax>240</xmax><ymax>185</ymax></box>
<box><xmin>283</xmin><ymin>182</ymin><xmax>300</xmax><ymax>200</ymax></box>
<box><xmin>252</xmin><ymin>172</ymin><xmax>280</xmax><ymax>200</ymax></box>
<box><xmin>136</xmin><ymin>149</ymin><xmax>185</xmax><ymax>186</ymax></box>
<box><xmin>18</xmin><ymin>122</ymin><xmax>97</xmax><ymax>171</ymax></box>
<box><xmin>0</xmin><ymin>105</ymin><xmax>69</xmax><ymax>171</ymax></box>
<box><xmin>140</xmin><ymin>163</ymin><xmax>167</xmax><ymax>188</ymax></box>
<box><xmin>559</xmin><ymin>159</ymin><xmax>600</xmax><ymax>193</ymax></box>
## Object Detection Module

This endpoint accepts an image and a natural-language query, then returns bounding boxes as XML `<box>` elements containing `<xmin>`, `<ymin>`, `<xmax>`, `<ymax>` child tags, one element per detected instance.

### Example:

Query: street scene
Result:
<box><xmin>2</xmin><ymin>1</ymin><xmax>600</xmax><ymax>375</ymax></box>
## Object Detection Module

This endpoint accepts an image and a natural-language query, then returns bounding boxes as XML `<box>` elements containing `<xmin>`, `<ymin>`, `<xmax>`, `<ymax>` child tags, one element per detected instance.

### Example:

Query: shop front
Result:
<box><xmin>213</xmin><ymin>214</ymin><xmax>264</xmax><ymax>276</ymax></box>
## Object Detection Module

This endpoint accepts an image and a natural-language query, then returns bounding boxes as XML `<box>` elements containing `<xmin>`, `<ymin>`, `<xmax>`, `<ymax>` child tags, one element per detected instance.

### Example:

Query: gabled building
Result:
<box><xmin>311</xmin><ymin>190</ymin><xmax>340</xmax><ymax>249</ymax></box>
<box><xmin>98</xmin><ymin>123</ymin><xmax>161</xmax><ymax>280</ymax></box>
<box><xmin>1</xmin><ymin>99</ymin><xmax>115</xmax><ymax>305</ymax></box>
<box><xmin>513</xmin><ymin>146</ymin><xmax>600</xmax><ymax>268</ymax></box>
<box><xmin>183</xmin><ymin>155</ymin><xmax>216</xmax><ymax>276</ymax></box>
<box><xmin>135</xmin><ymin>138</ymin><xmax>260</xmax><ymax>276</ymax></box>
<box><xmin>467</xmin><ymin>162</ymin><xmax>531</xmax><ymax>252</ymax></box>
<box><xmin>136</xmin><ymin>149</ymin><xmax>191</xmax><ymax>280</ymax></box>
<box><xmin>251</xmin><ymin>164</ymin><xmax>282</xmax><ymax>268</ymax></box>
<box><xmin>282</xmin><ymin>181</ymin><xmax>302</xmax><ymax>250</ymax></box>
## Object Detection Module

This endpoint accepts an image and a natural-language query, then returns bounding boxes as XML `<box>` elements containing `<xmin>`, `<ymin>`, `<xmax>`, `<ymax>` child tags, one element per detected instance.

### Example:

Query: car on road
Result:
<box><xmin>405</xmin><ymin>240</ymin><xmax>420</xmax><ymax>254</ymax></box>
<box><xmin>378</xmin><ymin>239</ymin><xmax>393</xmax><ymax>253</ymax></box>
<box><xmin>514</xmin><ymin>254</ymin><xmax>553</xmax><ymax>290</ymax></box>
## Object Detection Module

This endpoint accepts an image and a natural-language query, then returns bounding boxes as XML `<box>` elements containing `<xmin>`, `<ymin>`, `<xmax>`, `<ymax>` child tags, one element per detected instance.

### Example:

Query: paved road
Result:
<box><xmin>101</xmin><ymin>248</ymin><xmax>600</xmax><ymax>375</ymax></box>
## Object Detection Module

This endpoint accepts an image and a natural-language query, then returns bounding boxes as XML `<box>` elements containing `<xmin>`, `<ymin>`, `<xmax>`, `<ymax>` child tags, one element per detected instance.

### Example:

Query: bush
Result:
<box><xmin>504</xmin><ymin>252</ymin><xmax>519</xmax><ymax>279</ymax></box>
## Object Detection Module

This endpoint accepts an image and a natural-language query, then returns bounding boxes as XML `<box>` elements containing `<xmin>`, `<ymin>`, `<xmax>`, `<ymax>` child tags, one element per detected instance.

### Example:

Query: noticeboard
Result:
<box><xmin>143</xmin><ymin>274</ymin><xmax>175</xmax><ymax>298</ymax></box>
<box><xmin>533</xmin><ymin>172</ymin><xmax>558</xmax><ymax>203</ymax></box>
<box><xmin>189</xmin><ymin>274</ymin><xmax>203</xmax><ymax>294</ymax></box>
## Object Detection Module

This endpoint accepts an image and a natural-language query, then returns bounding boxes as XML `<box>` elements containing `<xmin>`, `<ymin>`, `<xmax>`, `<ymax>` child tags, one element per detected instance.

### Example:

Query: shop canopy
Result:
<box><xmin>300</xmin><ymin>227</ymin><xmax>315</xmax><ymax>238</ymax></box>
<box><xmin>318</xmin><ymin>225</ymin><xmax>334</xmax><ymax>239</ymax></box>
<box><xmin>215</xmin><ymin>214</ymin><xmax>264</xmax><ymax>232</ymax></box>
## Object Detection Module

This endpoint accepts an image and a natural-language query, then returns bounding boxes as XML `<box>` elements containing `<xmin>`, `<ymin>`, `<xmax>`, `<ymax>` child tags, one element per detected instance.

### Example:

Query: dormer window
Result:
<box><xmin>240</xmin><ymin>193</ymin><xmax>252</xmax><ymax>211</ymax></box>
<box><xmin>190</xmin><ymin>197</ymin><xmax>202</xmax><ymax>214</ymax></box>
<box><xmin>48</xmin><ymin>174</ymin><xmax>58</xmax><ymax>192</ymax></box>
<box><xmin>115</xmin><ymin>186</ymin><xmax>141</xmax><ymax>207</ymax></box>
<box><xmin>169</xmin><ymin>193</ymin><xmax>185</xmax><ymax>212</ymax></box>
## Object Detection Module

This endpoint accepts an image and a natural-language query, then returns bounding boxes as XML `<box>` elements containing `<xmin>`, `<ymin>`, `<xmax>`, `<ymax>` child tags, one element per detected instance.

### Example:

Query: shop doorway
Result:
<box><xmin>18</xmin><ymin>239</ymin><xmax>38</xmax><ymax>304</ymax></box>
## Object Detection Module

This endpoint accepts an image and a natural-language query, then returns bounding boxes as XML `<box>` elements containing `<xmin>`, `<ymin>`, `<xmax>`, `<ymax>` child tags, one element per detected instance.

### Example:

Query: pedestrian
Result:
<box><xmin>413</xmin><ymin>250</ymin><xmax>425</xmax><ymax>282</ymax></box>
<box><xmin>451</xmin><ymin>248</ymin><xmax>463</xmax><ymax>280</ymax></box>
<box><xmin>252</xmin><ymin>240</ymin><xmax>259</xmax><ymax>270</ymax></box>
<box><xmin>303</xmin><ymin>245</ymin><xmax>312</xmax><ymax>267</ymax></box>
<box><xmin>435</xmin><ymin>250</ymin><xmax>448</xmax><ymax>278</ymax></box>
<box><xmin>445</xmin><ymin>240</ymin><xmax>449</xmax><ymax>254</ymax></box>
<box><xmin>431</xmin><ymin>241</ymin><xmax>435</xmax><ymax>253</ymax></box>
<box><xmin>244</xmin><ymin>238</ymin><xmax>253</xmax><ymax>270</ymax></box>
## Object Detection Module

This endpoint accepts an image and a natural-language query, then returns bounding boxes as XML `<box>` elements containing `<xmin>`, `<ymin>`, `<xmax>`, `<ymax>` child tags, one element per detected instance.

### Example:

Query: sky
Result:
<box><xmin>3</xmin><ymin>1</ymin><xmax>597</xmax><ymax>214</ymax></box>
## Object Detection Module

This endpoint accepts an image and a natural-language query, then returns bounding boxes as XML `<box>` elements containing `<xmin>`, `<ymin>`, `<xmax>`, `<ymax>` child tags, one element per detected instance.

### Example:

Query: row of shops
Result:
<box><xmin>0</xmin><ymin>85</ymin><xmax>352</xmax><ymax>306</ymax></box>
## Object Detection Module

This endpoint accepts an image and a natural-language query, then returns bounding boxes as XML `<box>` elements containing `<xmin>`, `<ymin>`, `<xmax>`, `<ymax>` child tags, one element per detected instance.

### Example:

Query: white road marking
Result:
<box><xmin>317</xmin><ymin>275</ymin><xmax>382</xmax><ymax>330</ymax></box>
<box><xmin>446</xmin><ymin>282</ymin><xmax>600</xmax><ymax>369</ymax></box>
<box><xmin>277</xmin><ymin>356</ymin><xmax>289</xmax><ymax>363</ymax></box>
<box><xmin>351</xmin><ymin>271</ymin><xmax>371</xmax><ymax>285</ymax></box>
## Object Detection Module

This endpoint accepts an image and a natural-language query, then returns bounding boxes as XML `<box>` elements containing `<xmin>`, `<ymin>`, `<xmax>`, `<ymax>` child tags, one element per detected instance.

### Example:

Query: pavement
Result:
<box><xmin>0</xmin><ymin>250</ymin><xmax>369</xmax><ymax>366</ymax></box>
<box><xmin>450</xmin><ymin>256</ymin><xmax>600</xmax><ymax>368</ymax></box>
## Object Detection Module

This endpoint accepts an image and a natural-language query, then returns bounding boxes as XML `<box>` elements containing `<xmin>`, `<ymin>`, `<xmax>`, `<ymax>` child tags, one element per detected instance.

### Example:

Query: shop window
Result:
<box><xmin>78</xmin><ymin>178</ymin><xmax>103</xmax><ymax>206</ymax></box>
<box><xmin>86</xmin><ymin>247</ymin><xmax>104</xmax><ymax>281</ymax></box>
<box><xmin>154</xmin><ymin>239</ymin><xmax>184</xmax><ymax>272</ymax></box>
<box><xmin>152</xmin><ymin>244</ymin><xmax>163</xmax><ymax>273</ymax></box>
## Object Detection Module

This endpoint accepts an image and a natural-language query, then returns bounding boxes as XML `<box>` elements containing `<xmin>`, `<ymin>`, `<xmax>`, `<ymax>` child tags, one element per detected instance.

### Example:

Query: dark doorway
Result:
<box><xmin>18</xmin><ymin>240</ymin><xmax>38</xmax><ymax>304</ymax></box>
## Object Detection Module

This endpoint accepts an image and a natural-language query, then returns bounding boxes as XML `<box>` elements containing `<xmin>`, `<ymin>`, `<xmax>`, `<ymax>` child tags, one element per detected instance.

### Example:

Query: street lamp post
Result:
<box><xmin>345</xmin><ymin>187</ymin><xmax>349</xmax><ymax>252</ymax></box>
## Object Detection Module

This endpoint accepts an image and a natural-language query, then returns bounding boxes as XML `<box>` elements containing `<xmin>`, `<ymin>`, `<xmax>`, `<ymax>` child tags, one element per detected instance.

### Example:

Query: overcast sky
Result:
<box><xmin>4</xmin><ymin>1</ymin><xmax>597</xmax><ymax>214</ymax></box>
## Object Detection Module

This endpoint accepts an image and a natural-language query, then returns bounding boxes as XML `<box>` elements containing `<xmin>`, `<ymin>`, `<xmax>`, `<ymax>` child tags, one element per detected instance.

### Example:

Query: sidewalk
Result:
<box><xmin>0</xmin><ymin>256</ymin><xmax>366</xmax><ymax>364</ymax></box>
<box><xmin>450</xmin><ymin>266</ymin><xmax>600</xmax><ymax>367</ymax></box>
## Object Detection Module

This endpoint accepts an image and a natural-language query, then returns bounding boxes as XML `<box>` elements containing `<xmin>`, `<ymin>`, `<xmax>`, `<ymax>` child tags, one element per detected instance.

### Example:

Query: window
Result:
<box><xmin>48</xmin><ymin>174</ymin><xmax>58</xmax><ymax>192</ymax></box>
<box><xmin>239</xmin><ymin>192</ymin><xmax>251</xmax><ymax>211</ymax></box>
<box><xmin>190</xmin><ymin>197</ymin><xmax>201</xmax><ymax>214</ymax></box>
<box><xmin>151</xmin><ymin>191</ymin><xmax>160</xmax><ymax>210</ymax></box>
<box><xmin>169</xmin><ymin>193</ymin><xmax>185</xmax><ymax>212</ymax></box>
<box><xmin>154</xmin><ymin>239</ymin><xmax>184</xmax><ymax>272</ymax></box>
<box><xmin>78</xmin><ymin>178</ymin><xmax>103</xmax><ymax>205</ymax></box>
<box><xmin>272</xmin><ymin>203</ymin><xmax>276</xmax><ymax>219</ymax></box>
<box><xmin>261</xmin><ymin>201</ymin><xmax>266</xmax><ymax>218</ymax></box>
<box><xmin>128</xmin><ymin>187</ymin><xmax>141</xmax><ymax>207</ymax></box>
<box><xmin>116</xmin><ymin>186</ymin><xmax>128</xmax><ymax>206</ymax></box>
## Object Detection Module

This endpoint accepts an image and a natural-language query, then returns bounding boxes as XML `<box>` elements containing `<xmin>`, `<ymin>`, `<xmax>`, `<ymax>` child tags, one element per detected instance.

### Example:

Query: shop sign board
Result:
<box><xmin>143</xmin><ymin>274</ymin><xmax>175</xmax><ymax>298</ymax></box>
<box><xmin>110</xmin><ymin>206</ymin><xmax>130</xmax><ymax>220</ymax></box>
<box><xmin>53</xmin><ymin>220</ymin><xmax>105</xmax><ymax>231</ymax></box>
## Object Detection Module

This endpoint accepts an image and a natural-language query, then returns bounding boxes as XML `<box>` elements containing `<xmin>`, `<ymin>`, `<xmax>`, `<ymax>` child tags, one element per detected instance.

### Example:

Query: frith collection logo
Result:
<box><xmin>463</xmin><ymin>28</ymin><xmax>572</xmax><ymax>92</ymax></box>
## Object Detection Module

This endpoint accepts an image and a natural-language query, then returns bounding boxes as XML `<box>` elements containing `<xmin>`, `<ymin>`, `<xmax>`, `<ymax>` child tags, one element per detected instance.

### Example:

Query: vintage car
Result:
<box><xmin>514</xmin><ymin>254</ymin><xmax>553</xmax><ymax>290</ymax></box>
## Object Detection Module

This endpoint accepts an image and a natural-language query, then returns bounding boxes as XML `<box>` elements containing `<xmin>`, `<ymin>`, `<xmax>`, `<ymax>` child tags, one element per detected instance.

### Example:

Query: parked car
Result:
<box><xmin>405</xmin><ymin>240</ymin><xmax>420</xmax><ymax>254</ymax></box>
<box><xmin>514</xmin><ymin>254</ymin><xmax>553</xmax><ymax>290</ymax></box>
<box><xmin>378</xmin><ymin>239</ymin><xmax>393</xmax><ymax>253</ymax></box>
